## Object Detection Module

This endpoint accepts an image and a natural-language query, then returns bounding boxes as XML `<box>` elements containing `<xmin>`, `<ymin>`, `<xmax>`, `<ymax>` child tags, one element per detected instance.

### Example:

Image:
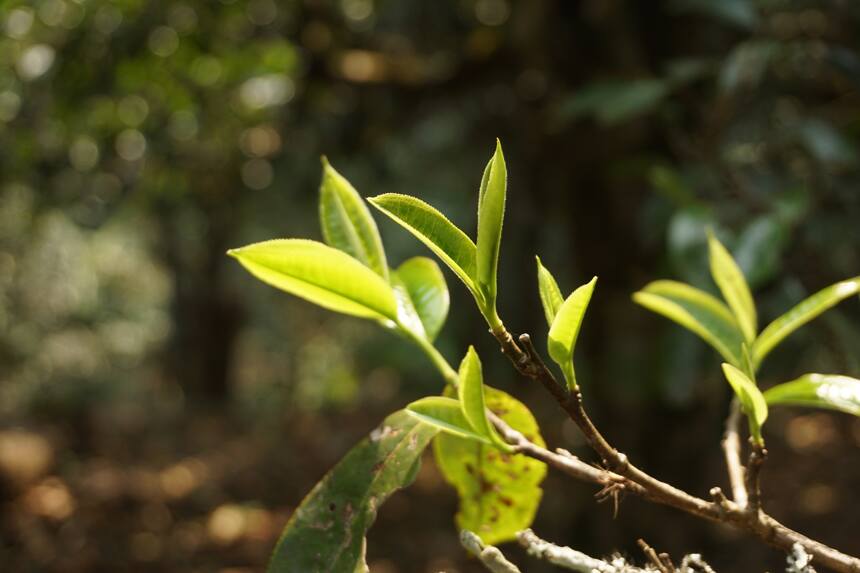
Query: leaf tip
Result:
<box><xmin>320</xmin><ymin>155</ymin><xmax>330</xmax><ymax>169</ymax></box>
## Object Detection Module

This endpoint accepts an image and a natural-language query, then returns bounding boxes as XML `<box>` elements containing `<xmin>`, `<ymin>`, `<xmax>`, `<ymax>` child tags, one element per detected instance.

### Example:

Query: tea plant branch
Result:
<box><xmin>488</xmin><ymin>325</ymin><xmax>860</xmax><ymax>573</ymax></box>
<box><xmin>461</xmin><ymin>530</ymin><xmax>523</xmax><ymax>573</ymax></box>
<box><xmin>722</xmin><ymin>398</ymin><xmax>748</xmax><ymax>508</ymax></box>
<box><xmin>746</xmin><ymin>442</ymin><xmax>767</xmax><ymax>514</ymax></box>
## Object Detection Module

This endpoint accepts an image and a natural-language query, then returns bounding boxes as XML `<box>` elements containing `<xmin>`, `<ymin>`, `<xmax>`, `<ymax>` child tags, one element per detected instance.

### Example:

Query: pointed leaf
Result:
<box><xmin>709</xmin><ymin>232</ymin><xmax>758</xmax><ymax>343</ymax></box>
<box><xmin>268</xmin><ymin>411</ymin><xmax>438</xmax><ymax>572</ymax></box>
<box><xmin>229</xmin><ymin>239</ymin><xmax>398</xmax><ymax>321</ymax></box>
<box><xmin>721</xmin><ymin>363</ymin><xmax>768</xmax><ymax>445</ymax></box>
<box><xmin>406</xmin><ymin>397</ymin><xmax>493</xmax><ymax>444</ymax></box>
<box><xmin>458</xmin><ymin>347</ymin><xmax>508</xmax><ymax>449</ymax></box>
<box><xmin>368</xmin><ymin>194</ymin><xmax>478</xmax><ymax>295</ymax></box>
<box><xmin>764</xmin><ymin>373</ymin><xmax>860</xmax><ymax>416</ymax></box>
<box><xmin>390</xmin><ymin>273</ymin><xmax>427</xmax><ymax>339</ymax></box>
<box><xmin>548</xmin><ymin>277</ymin><xmax>597</xmax><ymax>389</ymax></box>
<box><xmin>319</xmin><ymin>158</ymin><xmax>388</xmax><ymax>279</ymax></box>
<box><xmin>633</xmin><ymin>280</ymin><xmax>744</xmax><ymax>366</ymax></box>
<box><xmin>475</xmin><ymin>140</ymin><xmax>507</xmax><ymax>305</ymax></box>
<box><xmin>753</xmin><ymin>277</ymin><xmax>860</xmax><ymax>367</ymax></box>
<box><xmin>433</xmin><ymin>387</ymin><xmax>547</xmax><ymax>545</ymax></box>
<box><xmin>536</xmin><ymin>256</ymin><xmax>564</xmax><ymax>327</ymax></box>
<box><xmin>393</xmin><ymin>257</ymin><xmax>450</xmax><ymax>341</ymax></box>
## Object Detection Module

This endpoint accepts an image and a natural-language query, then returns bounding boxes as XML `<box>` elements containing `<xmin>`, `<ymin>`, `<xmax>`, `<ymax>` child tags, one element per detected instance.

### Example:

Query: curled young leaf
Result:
<box><xmin>475</xmin><ymin>140</ymin><xmax>507</xmax><ymax>318</ymax></box>
<box><xmin>633</xmin><ymin>280</ymin><xmax>744</xmax><ymax>366</ymax></box>
<box><xmin>228</xmin><ymin>239</ymin><xmax>398</xmax><ymax>321</ymax></box>
<box><xmin>458</xmin><ymin>347</ymin><xmax>509</xmax><ymax>450</ymax></box>
<box><xmin>548</xmin><ymin>277</ymin><xmax>597</xmax><ymax>389</ymax></box>
<box><xmin>753</xmin><ymin>277</ymin><xmax>860</xmax><ymax>368</ymax></box>
<box><xmin>536</xmin><ymin>256</ymin><xmax>564</xmax><ymax>327</ymax></box>
<box><xmin>764</xmin><ymin>373</ymin><xmax>860</xmax><ymax>417</ymax></box>
<box><xmin>433</xmin><ymin>387</ymin><xmax>547</xmax><ymax>545</ymax></box>
<box><xmin>368</xmin><ymin>194</ymin><xmax>478</xmax><ymax>297</ymax></box>
<box><xmin>393</xmin><ymin>257</ymin><xmax>450</xmax><ymax>342</ymax></box>
<box><xmin>267</xmin><ymin>411</ymin><xmax>438</xmax><ymax>572</ymax></box>
<box><xmin>319</xmin><ymin>158</ymin><xmax>388</xmax><ymax>280</ymax></box>
<box><xmin>721</xmin><ymin>363</ymin><xmax>768</xmax><ymax>445</ymax></box>
<box><xmin>406</xmin><ymin>397</ymin><xmax>493</xmax><ymax>445</ymax></box>
<box><xmin>708</xmin><ymin>232</ymin><xmax>758</xmax><ymax>344</ymax></box>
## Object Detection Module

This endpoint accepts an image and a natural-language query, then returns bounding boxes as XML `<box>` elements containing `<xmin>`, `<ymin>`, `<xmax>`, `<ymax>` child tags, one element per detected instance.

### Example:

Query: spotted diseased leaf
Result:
<box><xmin>764</xmin><ymin>373</ymin><xmax>860</xmax><ymax>417</ymax></box>
<box><xmin>433</xmin><ymin>387</ymin><xmax>547</xmax><ymax>545</ymax></box>
<box><xmin>228</xmin><ymin>239</ymin><xmax>398</xmax><ymax>321</ymax></box>
<box><xmin>319</xmin><ymin>158</ymin><xmax>388</xmax><ymax>280</ymax></box>
<box><xmin>536</xmin><ymin>256</ymin><xmax>564</xmax><ymax>327</ymax></box>
<box><xmin>753</xmin><ymin>277</ymin><xmax>860</xmax><ymax>368</ymax></box>
<box><xmin>268</xmin><ymin>411</ymin><xmax>438</xmax><ymax>572</ymax></box>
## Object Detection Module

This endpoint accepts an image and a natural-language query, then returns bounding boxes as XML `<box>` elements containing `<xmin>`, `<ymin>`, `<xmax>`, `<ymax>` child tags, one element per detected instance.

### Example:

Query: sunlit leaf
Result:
<box><xmin>433</xmin><ymin>387</ymin><xmax>547</xmax><ymax>545</ymax></box>
<box><xmin>548</xmin><ymin>277</ymin><xmax>597</xmax><ymax>389</ymax></box>
<box><xmin>708</xmin><ymin>232</ymin><xmax>757</xmax><ymax>343</ymax></box>
<box><xmin>390</xmin><ymin>273</ymin><xmax>427</xmax><ymax>340</ymax></box>
<box><xmin>393</xmin><ymin>257</ymin><xmax>450</xmax><ymax>342</ymax></box>
<box><xmin>268</xmin><ymin>411</ymin><xmax>438</xmax><ymax>572</ymax></box>
<box><xmin>753</xmin><ymin>277</ymin><xmax>860</xmax><ymax>368</ymax></box>
<box><xmin>458</xmin><ymin>347</ymin><xmax>508</xmax><ymax>450</ymax></box>
<box><xmin>536</xmin><ymin>256</ymin><xmax>564</xmax><ymax>327</ymax></box>
<box><xmin>475</xmin><ymin>140</ymin><xmax>506</xmax><ymax>310</ymax></box>
<box><xmin>764</xmin><ymin>373</ymin><xmax>860</xmax><ymax>416</ymax></box>
<box><xmin>406</xmin><ymin>397</ymin><xmax>492</xmax><ymax>444</ymax></box>
<box><xmin>633</xmin><ymin>280</ymin><xmax>744</xmax><ymax>366</ymax></box>
<box><xmin>228</xmin><ymin>239</ymin><xmax>398</xmax><ymax>321</ymax></box>
<box><xmin>721</xmin><ymin>363</ymin><xmax>768</xmax><ymax>445</ymax></box>
<box><xmin>368</xmin><ymin>194</ymin><xmax>478</xmax><ymax>296</ymax></box>
<box><xmin>319</xmin><ymin>158</ymin><xmax>388</xmax><ymax>279</ymax></box>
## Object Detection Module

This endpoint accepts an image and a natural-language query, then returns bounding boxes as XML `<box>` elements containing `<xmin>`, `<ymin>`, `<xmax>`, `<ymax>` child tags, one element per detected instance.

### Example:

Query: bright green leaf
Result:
<box><xmin>228</xmin><ymin>239</ymin><xmax>398</xmax><ymax>321</ymax></box>
<box><xmin>536</xmin><ymin>256</ymin><xmax>564</xmax><ymax>327</ymax></box>
<box><xmin>721</xmin><ymin>363</ymin><xmax>768</xmax><ymax>445</ymax></box>
<box><xmin>548</xmin><ymin>277</ymin><xmax>597</xmax><ymax>389</ymax></box>
<box><xmin>458</xmin><ymin>347</ymin><xmax>508</xmax><ymax>450</ymax></box>
<box><xmin>633</xmin><ymin>280</ymin><xmax>744</xmax><ymax>366</ymax></box>
<box><xmin>368</xmin><ymin>194</ymin><xmax>478</xmax><ymax>296</ymax></box>
<box><xmin>433</xmin><ymin>387</ymin><xmax>547</xmax><ymax>545</ymax></box>
<box><xmin>764</xmin><ymin>373</ymin><xmax>860</xmax><ymax>416</ymax></box>
<box><xmin>319</xmin><ymin>158</ymin><xmax>388</xmax><ymax>280</ymax></box>
<box><xmin>393</xmin><ymin>257</ymin><xmax>450</xmax><ymax>342</ymax></box>
<box><xmin>406</xmin><ymin>397</ymin><xmax>493</xmax><ymax>445</ymax></box>
<box><xmin>475</xmin><ymin>140</ymin><xmax>507</xmax><ymax>308</ymax></box>
<box><xmin>390</xmin><ymin>273</ymin><xmax>427</xmax><ymax>339</ymax></box>
<box><xmin>753</xmin><ymin>277</ymin><xmax>860</xmax><ymax>368</ymax></box>
<box><xmin>708</xmin><ymin>232</ymin><xmax>757</xmax><ymax>343</ymax></box>
<box><xmin>268</xmin><ymin>411</ymin><xmax>438</xmax><ymax>572</ymax></box>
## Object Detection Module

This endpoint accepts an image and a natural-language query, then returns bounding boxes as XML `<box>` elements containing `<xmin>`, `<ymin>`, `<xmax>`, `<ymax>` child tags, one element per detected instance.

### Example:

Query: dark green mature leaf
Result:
<box><xmin>548</xmin><ymin>277</ymin><xmax>597</xmax><ymax>389</ymax></box>
<box><xmin>228</xmin><ymin>239</ymin><xmax>398</xmax><ymax>321</ymax></box>
<box><xmin>458</xmin><ymin>347</ymin><xmax>508</xmax><ymax>450</ymax></box>
<box><xmin>753</xmin><ymin>277</ymin><xmax>860</xmax><ymax>368</ymax></box>
<box><xmin>433</xmin><ymin>387</ymin><xmax>547</xmax><ymax>545</ymax></box>
<box><xmin>536</xmin><ymin>256</ymin><xmax>564</xmax><ymax>327</ymax></box>
<box><xmin>721</xmin><ymin>363</ymin><xmax>768</xmax><ymax>445</ymax></box>
<box><xmin>368</xmin><ymin>194</ymin><xmax>478</xmax><ymax>296</ymax></box>
<box><xmin>475</xmin><ymin>140</ymin><xmax>506</xmax><ymax>310</ymax></box>
<box><xmin>319</xmin><ymin>158</ymin><xmax>388</xmax><ymax>279</ymax></box>
<box><xmin>633</xmin><ymin>280</ymin><xmax>744</xmax><ymax>366</ymax></box>
<box><xmin>406</xmin><ymin>397</ymin><xmax>492</xmax><ymax>444</ymax></box>
<box><xmin>764</xmin><ymin>373</ymin><xmax>860</xmax><ymax>416</ymax></box>
<box><xmin>393</xmin><ymin>257</ymin><xmax>450</xmax><ymax>342</ymax></box>
<box><xmin>709</xmin><ymin>232</ymin><xmax>758</xmax><ymax>344</ymax></box>
<box><xmin>268</xmin><ymin>411</ymin><xmax>438</xmax><ymax>573</ymax></box>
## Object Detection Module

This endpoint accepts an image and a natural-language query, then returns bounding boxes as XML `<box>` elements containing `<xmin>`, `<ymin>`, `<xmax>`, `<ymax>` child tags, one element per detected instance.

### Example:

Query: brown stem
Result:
<box><xmin>722</xmin><ymin>398</ymin><xmax>748</xmax><ymax>508</ymax></box>
<box><xmin>490</xmin><ymin>325</ymin><xmax>860</xmax><ymax>573</ymax></box>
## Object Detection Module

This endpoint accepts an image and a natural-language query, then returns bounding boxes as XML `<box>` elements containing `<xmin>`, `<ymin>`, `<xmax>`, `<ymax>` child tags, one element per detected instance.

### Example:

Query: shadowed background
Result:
<box><xmin>1</xmin><ymin>0</ymin><xmax>860</xmax><ymax>571</ymax></box>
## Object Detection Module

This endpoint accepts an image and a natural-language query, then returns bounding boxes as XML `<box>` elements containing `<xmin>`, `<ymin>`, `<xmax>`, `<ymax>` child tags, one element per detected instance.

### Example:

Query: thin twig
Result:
<box><xmin>722</xmin><ymin>398</ymin><xmax>748</xmax><ymax>508</ymax></box>
<box><xmin>746</xmin><ymin>440</ymin><xmax>768</xmax><ymax>514</ymax></box>
<box><xmin>638</xmin><ymin>539</ymin><xmax>671</xmax><ymax>573</ymax></box>
<box><xmin>460</xmin><ymin>530</ymin><xmax>522</xmax><ymax>573</ymax></box>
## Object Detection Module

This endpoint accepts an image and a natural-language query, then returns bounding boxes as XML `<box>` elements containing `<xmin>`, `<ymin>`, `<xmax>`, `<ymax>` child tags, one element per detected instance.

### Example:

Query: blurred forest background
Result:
<box><xmin>1</xmin><ymin>0</ymin><xmax>860</xmax><ymax>571</ymax></box>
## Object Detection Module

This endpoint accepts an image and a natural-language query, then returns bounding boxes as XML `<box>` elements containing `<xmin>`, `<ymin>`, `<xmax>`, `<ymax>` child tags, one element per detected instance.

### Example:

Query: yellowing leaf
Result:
<box><xmin>433</xmin><ymin>387</ymin><xmax>547</xmax><ymax>545</ymax></box>
<box><xmin>753</xmin><ymin>277</ymin><xmax>860</xmax><ymax>368</ymax></box>
<box><xmin>548</xmin><ymin>277</ymin><xmax>597</xmax><ymax>389</ymax></box>
<box><xmin>229</xmin><ymin>239</ymin><xmax>398</xmax><ymax>321</ymax></box>
<box><xmin>319</xmin><ymin>158</ymin><xmax>388</xmax><ymax>279</ymax></box>
<box><xmin>709</xmin><ymin>232</ymin><xmax>757</xmax><ymax>343</ymax></box>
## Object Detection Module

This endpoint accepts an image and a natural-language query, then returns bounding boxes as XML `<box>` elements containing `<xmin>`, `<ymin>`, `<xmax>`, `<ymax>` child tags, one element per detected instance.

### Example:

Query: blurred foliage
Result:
<box><xmin>1</xmin><ymin>0</ymin><xmax>860</xmax><ymax>571</ymax></box>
